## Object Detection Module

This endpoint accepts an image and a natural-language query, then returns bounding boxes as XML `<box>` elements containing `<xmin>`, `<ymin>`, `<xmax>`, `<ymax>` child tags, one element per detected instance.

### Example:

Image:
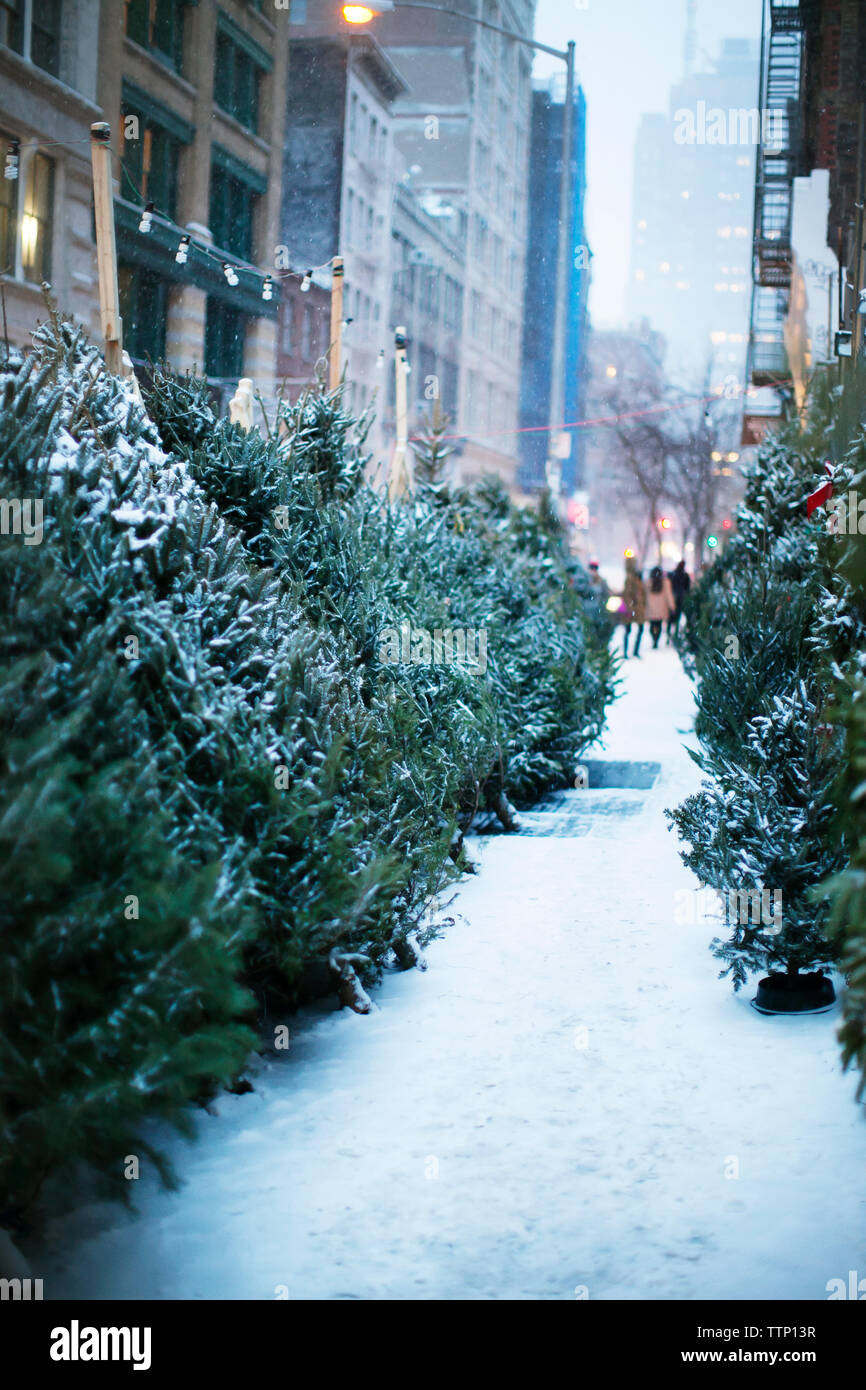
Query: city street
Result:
<box><xmin>34</xmin><ymin>648</ymin><xmax>866</xmax><ymax>1300</ymax></box>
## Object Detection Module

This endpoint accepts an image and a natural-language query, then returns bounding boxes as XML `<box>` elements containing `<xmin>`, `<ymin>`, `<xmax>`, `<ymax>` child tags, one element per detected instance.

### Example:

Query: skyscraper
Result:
<box><xmin>627</xmin><ymin>37</ymin><xmax>761</xmax><ymax>389</ymax></box>
<box><xmin>518</xmin><ymin>74</ymin><xmax>590</xmax><ymax>496</ymax></box>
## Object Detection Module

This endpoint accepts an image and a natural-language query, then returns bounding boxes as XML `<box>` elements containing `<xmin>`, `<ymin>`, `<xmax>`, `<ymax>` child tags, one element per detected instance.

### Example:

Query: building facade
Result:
<box><xmin>373</xmin><ymin>0</ymin><xmax>537</xmax><ymax>492</ymax></box>
<box><xmin>518</xmin><ymin>74</ymin><xmax>590</xmax><ymax>499</ymax></box>
<box><xmin>282</xmin><ymin>25</ymin><xmax>406</xmax><ymax>463</ymax></box>
<box><xmin>744</xmin><ymin>0</ymin><xmax>866</xmax><ymax>440</ymax></box>
<box><xmin>98</xmin><ymin>0</ymin><xmax>286</xmax><ymax>405</ymax></box>
<box><xmin>1</xmin><ymin>0</ymin><xmax>103</xmax><ymax>349</ymax></box>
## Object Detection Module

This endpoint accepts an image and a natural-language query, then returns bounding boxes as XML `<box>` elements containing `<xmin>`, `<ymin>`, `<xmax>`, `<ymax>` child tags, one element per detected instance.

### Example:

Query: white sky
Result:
<box><xmin>531</xmin><ymin>0</ymin><xmax>763</xmax><ymax>326</ymax></box>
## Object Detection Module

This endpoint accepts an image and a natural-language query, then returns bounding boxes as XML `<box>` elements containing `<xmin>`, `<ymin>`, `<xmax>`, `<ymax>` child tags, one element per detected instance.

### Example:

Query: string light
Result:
<box><xmin>175</xmin><ymin>234</ymin><xmax>190</xmax><ymax>264</ymax></box>
<box><xmin>262</xmin><ymin>274</ymin><xmax>273</xmax><ymax>301</ymax></box>
<box><xmin>4</xmin><ymin>140</ymin><xmax>19</xmax><ymax>181</ymax></box>
<box><xmin>300</xmin><ymin>271</ymin><xmax>312</xmax><ymax>292</ymax></box>
<box><xmin>223</xmin><ymin>262</ymin><xmax>239</xmax><ymax>287</ymax></box>
<box><xmin>138</xmin><ymin>201</ymin><xmax>154</xmax><ymax>233</ymax></box>
<box><xmin>376</xmin><ymin>349</ymin><xmax>385</xmax><ymax>369</ymax></box>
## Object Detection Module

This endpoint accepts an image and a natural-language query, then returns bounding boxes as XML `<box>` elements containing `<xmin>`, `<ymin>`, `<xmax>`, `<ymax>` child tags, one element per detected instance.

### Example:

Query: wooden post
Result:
<box><xmin>389</xmin><ymin>325</ymin><xmax>410</xmax><ymax>500</ymax></box>
<box><xmin>89</xmin><ymin>123</ymin><xmax>125</xmax><ymax>376</ymax></box>
<box><xmin>329</xmin><ymin>255</ymin><xmax>344</xmax><ymax>391</ymax></box>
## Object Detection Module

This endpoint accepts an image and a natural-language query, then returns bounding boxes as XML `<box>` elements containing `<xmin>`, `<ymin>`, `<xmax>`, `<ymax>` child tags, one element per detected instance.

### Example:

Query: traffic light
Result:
<box><xmin>624</xmin><ymin>547</ymin><xmax>635</xmax><ymax>558</ymax></box>
<box><xmin>658</xmin><ymin>516</ymin><xmax>672</xmax><ymax>530</ymax></box>
<box><xmin>707</xmin><ymin>534</ymin><xmax>719</xmax><ymax>549</ymax></box>
<box><xmin>722</xmin><ymin>518</ymin><xmax>732</xmax><ymax>530</ymax></box>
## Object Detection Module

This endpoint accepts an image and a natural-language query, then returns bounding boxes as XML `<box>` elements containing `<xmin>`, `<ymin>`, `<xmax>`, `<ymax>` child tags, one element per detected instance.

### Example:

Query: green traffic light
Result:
<box><xmin>707</xmin><ymin>535</ymin><xmax>718</xmax><ymax>548</ymax></box>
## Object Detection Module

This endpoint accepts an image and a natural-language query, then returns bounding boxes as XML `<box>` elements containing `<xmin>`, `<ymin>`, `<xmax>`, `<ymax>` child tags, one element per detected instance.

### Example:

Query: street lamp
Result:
<box><xmin>340</xmin><ymin>1</ymin><xmax>576</xmax><ymax>499</ymax></box>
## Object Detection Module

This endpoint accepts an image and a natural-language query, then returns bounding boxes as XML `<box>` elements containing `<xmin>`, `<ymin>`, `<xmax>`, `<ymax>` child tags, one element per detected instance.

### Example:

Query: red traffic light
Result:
<box><xmin>722</xmin><ymin>518</ymin><xmax>732</xmax><ymax>530</ymax></box>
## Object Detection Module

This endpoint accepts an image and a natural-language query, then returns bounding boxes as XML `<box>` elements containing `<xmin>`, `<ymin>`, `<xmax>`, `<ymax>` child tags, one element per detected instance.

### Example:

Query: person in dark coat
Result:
<box><xmin>667</xmin><ymin>559</ymin><xmax>691</xmax><ymax>640</ymax></box>
<box><xmin>621</xmin><ymin>557</ymin><xmax>646</xmax><ymax>658</ymax></box>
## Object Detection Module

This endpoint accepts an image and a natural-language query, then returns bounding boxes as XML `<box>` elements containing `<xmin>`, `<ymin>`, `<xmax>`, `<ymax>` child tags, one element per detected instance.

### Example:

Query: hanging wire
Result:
<box><xmin>115</xmin><ymin>151</ymin><xmax>336</xmax><ymax>293</ymax></box>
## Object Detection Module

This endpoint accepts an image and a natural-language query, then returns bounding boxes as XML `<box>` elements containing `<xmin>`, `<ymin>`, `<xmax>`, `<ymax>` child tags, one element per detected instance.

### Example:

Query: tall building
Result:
<box><xmin>282</xmin><ymin>23</ymin><xmax>406</xmax><ymax>462</ymax></box>
<box><xmin>518</xmin><ymin>73</ymin><xmax>590</xmax><ymax>498</ymax></box>
<box><xmin>627</xmin><ymin>37</ymin><xmax>761</xmax><ymax>389</ymax></box>
<box><xmin>372</xmin><ymin>0</ymin><xmax>538</xmax><ymax>492</ymax></box>
<box><xmin>1</xmin><ymin>0</ymin><xmax>102</xmax><ymax>348</ymax></box>
<box><xmin>98</xmin><ymin>0</ymin><xmax>286</xmax><ymax>403</ymax></box>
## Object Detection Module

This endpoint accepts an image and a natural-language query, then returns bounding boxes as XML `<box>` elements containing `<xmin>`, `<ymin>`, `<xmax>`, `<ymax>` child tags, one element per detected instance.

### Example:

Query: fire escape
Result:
<box><xmin>747</xmin><ymin>0</ymin><xmax>804</xmax><ymax>388</ymax></box>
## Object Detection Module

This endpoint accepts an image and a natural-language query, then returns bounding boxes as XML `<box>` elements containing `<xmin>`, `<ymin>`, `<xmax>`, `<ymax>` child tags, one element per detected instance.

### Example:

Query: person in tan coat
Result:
<box><xmin>646</xmin><ymin>564</ymin><xmax>675</xmax><ymax>648</ymax></box>
<box><xmin>621</xmin><ymin>556</ymin><xmax>646</xmax><ymax>658</ymax></box>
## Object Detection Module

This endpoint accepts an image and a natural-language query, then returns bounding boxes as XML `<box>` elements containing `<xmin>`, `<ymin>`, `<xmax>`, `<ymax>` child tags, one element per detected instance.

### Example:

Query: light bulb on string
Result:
<box><xmin>223</xmin><ymin>262</ymin><xmax>239</xmax><ymax>287</ymax></box>
<box><xmin>262</xmin><ymin>274</ymin><xmax>273</xmax><ymax>301</ymax></box>
<box><xmin>175</xmin><ymin>234</ymin><xmax>190</xmax><ymax>264</ymax></box>
<box><xmin>300</xmin><ymin>271</ymin><xmax>312</xmax><ymax>292</ymax></box>
<box><xmin>4</xmin><ymin>140</ymin><xmax>19</xmax><ymax>181</ymax></box>
<box><xmin>138</xmin><ymin>201</ymin><xmax>154</xmax><ymax>233</ymax></box>
<box><xmin>376</xmin><ymin>349</ymin><xmax>385</xmax><ymax>369</ymax></box>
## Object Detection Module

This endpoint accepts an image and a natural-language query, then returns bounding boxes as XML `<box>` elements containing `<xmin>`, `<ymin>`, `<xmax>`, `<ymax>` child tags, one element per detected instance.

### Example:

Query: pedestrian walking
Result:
<box><xmin>667</xmin><ymin>558</ymin><xmax>691</xmax><ymax>640</ymax></box>
<box><xmin>587</xmin><ymin>560</ymin><xmax>610</xmax><ymax>605</ymax></box>
<box><xmin>646</xmin><ymin>565</ymin><xmax>675</xmax><ymax>648</ymax></box>
<box><xmin>621</xmin><ymin>556</ymin><xmax>646</xmax><ymax>658</ymax></box>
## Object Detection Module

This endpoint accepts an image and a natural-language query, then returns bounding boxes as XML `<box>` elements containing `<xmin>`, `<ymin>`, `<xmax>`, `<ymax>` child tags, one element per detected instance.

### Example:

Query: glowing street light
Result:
<box><xmin>342</xmin><ymin>4</ymin><xmax>383</xmax><ymax>20</ymax></box>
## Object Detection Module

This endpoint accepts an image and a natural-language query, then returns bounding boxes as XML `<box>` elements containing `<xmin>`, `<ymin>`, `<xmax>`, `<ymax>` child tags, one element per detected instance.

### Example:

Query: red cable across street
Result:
<box><xmin>407</xmin><ymin>383</ymin><xmax>786</xmax><ymax>445</ymax></box>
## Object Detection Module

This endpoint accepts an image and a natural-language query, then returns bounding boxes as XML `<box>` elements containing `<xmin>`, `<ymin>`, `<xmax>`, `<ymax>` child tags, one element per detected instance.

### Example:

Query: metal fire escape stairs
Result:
<box><xmin>747</xmin><ymin>0</ymin><xmax>804</xmax><ymax>390</ymax></box>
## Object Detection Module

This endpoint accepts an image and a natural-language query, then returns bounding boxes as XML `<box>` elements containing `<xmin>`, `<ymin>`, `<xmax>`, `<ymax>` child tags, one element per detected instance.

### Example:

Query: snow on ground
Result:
<box><xmin>34</xmin><ymin>645</ymin><xmax>866</xmax><ymax>1300</ymax></box>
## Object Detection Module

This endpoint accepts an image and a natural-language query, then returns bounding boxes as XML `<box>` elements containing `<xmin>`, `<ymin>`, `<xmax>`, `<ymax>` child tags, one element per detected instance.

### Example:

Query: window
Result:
<box><xmin>0</xmin><ymin>132</ymin><xmax>18</xmax><ymax>275</ymax></box>
<box><xmin>475</xmin><ymin>140</ymin><xmax>490</xmax><ymax>195</ymax></box>
<box><xmin>281</xmin><ymin>300</ymin><xmax>294</xmax><ymax>354</ymax></box>
<box><xmin>121</xmin><ymin>113</ymin><xmax>180</xmax><ymax>218</ymax></box>
<box><xmin>214</xmin><ymin>31</ymin><xmax>261</xmax><ymax>132</ymax></box>
<box><xmin>125</xmin><ymin>0</ymin><xmax>188</xmax><ymax>73</ymax></box>
<box><xmin>1</xmin><ymin>0</ymin><xmax>61</xmax><ymax>77</ymax></box>
<box><xmin>205</xmin><ymin>297</ymin><xmax>245</xmax><ymax>379</ymax></box>
<box><xmin>349</xmin><ymin>93</ymin><xmax>358</xmax><ymax>155</ymax></box>
<box><xmin>301</xmin><ymin>304</ymin><xmax>314</xmax><ymax>360</ymax></box>
<box><xmin>118</xmin><ymin>264</ymin><xmax>167</xmax><ymax>363</ymax></box>
<box><xmin>21</xmin><ymin>151</ymin><xmax>53</xmax><ymax>282</ymax></box>
<box><xmin>470</xmin><ymin>289</ymin><xmax>483</xmax><ymax>339</ymax></box>
<box><xmin>209</xmin><ymin>161</ymin><xmax>256</xmax><ymax>260</ymax></box>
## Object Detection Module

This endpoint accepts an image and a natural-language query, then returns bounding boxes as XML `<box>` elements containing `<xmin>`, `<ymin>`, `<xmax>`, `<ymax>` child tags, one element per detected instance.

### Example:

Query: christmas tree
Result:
<box><xmin>669</xmin><ymin>381</ymin><xmax>865</xmax><ymax>989</ymax></box>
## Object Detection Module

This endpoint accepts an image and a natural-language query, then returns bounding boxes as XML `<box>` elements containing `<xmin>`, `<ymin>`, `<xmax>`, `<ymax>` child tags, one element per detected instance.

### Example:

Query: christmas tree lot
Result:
<box><xmin>0</xmin><ymin>311</ymin><xmax>614</xmax><ymax>1228</ymax></box>
<box><xmin>669</xmin><ymin>368</ymin><xmax>866</xmax><ymax>1062</ymax></box>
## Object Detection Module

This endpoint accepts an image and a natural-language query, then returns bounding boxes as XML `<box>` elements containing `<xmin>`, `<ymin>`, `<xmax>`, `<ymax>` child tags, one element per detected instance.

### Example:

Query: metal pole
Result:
<box><xmin>546</xmin><ymin>40</ymin><xmax>575</xmax><ymax>498</ymax></box>
<box><xmin>89</xmin><ymin>122</ymin><xmax>124</xmax><ymax>375</ymax></box>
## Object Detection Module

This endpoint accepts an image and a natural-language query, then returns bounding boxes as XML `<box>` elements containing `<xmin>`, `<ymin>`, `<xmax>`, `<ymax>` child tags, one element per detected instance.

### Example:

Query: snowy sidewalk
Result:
<box><xmin>37</xmin><ymin>648</ymin><xmax>866</xmax><ymax>1300</ymax></box>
